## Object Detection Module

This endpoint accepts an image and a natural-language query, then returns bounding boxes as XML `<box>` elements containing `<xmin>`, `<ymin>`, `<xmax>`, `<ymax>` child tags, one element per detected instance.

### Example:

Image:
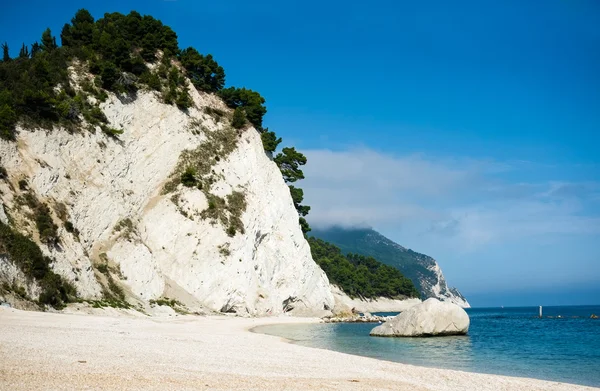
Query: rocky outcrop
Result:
<box><xmin>323</xmin><ymin>312</ymin><xmax>394</xmax><ymax>323</ymax></box>
<box><xmin>426</xmin><ymin>263</ymin><xmax>470</xmax><ymax>308</ymax></box>
<box><xmin>0</xmin><ymin>73</ymin><xmax>334</xmax><ymax>315</ymax></box>
<box><xmin>330</xmin><ymin>285</ymin><xmax>420</xmax><ymax>314</ymax></box>
<box><xmin>370</xmin><ymin>298</ymin><xmax>469</xmax><ymax>337</ymax></box>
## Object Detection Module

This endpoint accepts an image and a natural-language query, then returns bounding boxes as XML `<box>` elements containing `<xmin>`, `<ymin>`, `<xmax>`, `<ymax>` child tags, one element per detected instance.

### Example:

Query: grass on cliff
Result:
<box><xmin>149</xmin><ymin>297</ymin><xmax>188</xmax><ymax>314</ymax></box>
<box><xmin>164</xmin><ymin>120</ymin><xmax>248</xmax><ymax>236</ymax></box>
<box><xmin>200</xmin><ymin>190</ymin><xmax>247</xmax><ymax>237</ymax></box>
<box><xmin>14</xmin><ymin>188</ymin><xmax>59</xmax><ymax>245</ymax></box>
<box><xmin>93</xmin><ymin>252</ymin><xmax>130</xmax><ymax>308</ymax></box>
<box><xmin>113</xmin><ymin>217</ymin><xmax>135</xmax><ymax>241</ymax></box>
<box><xmin>2</xmin><ymin>184</ymin><xmax>77</xmax><ymax>308</ymax></box>
<box><xmin>162</xmin><ymin>120</ymin><xmax>239</xmax><ymax>194</ymax></box>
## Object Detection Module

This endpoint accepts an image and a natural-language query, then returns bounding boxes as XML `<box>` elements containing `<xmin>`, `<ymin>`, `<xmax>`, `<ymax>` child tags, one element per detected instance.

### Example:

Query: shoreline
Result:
<box><xmin>0</xmin><ymin>307</ymin><xmax>596</xmax><ymax>391</ymax></box>
<box><xmin>250</xmin><ymin>321</ymin><xmax>596</xmax><ymax>388</ymax></box>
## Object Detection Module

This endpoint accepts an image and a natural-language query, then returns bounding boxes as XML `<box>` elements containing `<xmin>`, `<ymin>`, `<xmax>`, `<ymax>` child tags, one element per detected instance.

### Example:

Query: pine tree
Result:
<box><xmin>218</xmin><ymin>87</ymin><xmax>266</xmax><ymax>129</ymax></box>
<box><xmin>299</xmin><ymin>217</ymin><xmax>311</xmax><ymax>235</ymax></box>
<box><xmin>41</xmin><ymin>28</ymin><xmax>57</xmax><ymax>52</ymax></box>
<box><xmin>1</xmin><ymin>42</ymin><xmax>9</xmax><ymax>62</ymax></box>
<box><xmin>260</xmin><ymin>129</ymin><xmax>282</xmax><ymax>153</ymax></box>
<box><xmin>179</xmin><ymin>47</ymin><xmax>225</xmax><ymax>93</ymax></box>
<box><xmin>18</xmin><ymin>43</ymin><xmax>29</xmax><ymax>58</ymax></box>
<box><xmin>61</xmin><ymin>9</ymin><xmax>94</xmax><ymax>47</ymax></box>
<box><xmin>289</xmin><ymin>185</ymin><xmax>310</xmax><ymax>216</ymax></box>
<box><xmin>274</xmin><ymin>147</ymin><xmax>311</xmax><ymax>234</ymax></box>
<box><xmin>231</xmin><ymin>107</ymin><xmax>246</xmax><ymax>129</ymax></box>
<box><xmin>30</xmin><ymin>42</ymin><xmax>41</xmax><ymax>57</ymax></box>
<box><xmin>274</xmin><ymin>147</ymin><xmax>307</xmax><ymax>183</ymax></box>
<box><xmin>60</xmin><ymin>23</ymin><xmax>73</xmax><ymax>47</ymax></box>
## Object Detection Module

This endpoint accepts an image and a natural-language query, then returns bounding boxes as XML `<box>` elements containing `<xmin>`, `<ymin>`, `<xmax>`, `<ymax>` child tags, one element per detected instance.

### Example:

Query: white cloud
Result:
<box><xmin>303</xmin><ymin>148</ymin><xmax>477</xmax><ymax>197</ymax></box>
<box><xmin>301</xmin><ymin>147</ymin><xmax>600</xmax><ymax>251</ymax></box>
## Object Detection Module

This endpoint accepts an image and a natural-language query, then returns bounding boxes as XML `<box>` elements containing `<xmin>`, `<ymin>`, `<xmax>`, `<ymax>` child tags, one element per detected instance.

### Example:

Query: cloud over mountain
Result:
<box><xmin>301</xmin><ymin>147</ymin><xmax>600</xmax><ymax>252</ymax></box>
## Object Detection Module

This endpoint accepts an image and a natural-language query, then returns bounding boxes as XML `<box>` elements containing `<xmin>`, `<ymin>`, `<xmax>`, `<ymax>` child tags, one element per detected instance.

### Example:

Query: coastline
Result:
<box><xmin>330</xmin><ymin>285</ymin><xmax>422</xmax><ymax>313</ymax></box>
<box><xmin>0</xmin><ymin>307</ymin><xmax>596</xmax><ymax>391</ymax></box>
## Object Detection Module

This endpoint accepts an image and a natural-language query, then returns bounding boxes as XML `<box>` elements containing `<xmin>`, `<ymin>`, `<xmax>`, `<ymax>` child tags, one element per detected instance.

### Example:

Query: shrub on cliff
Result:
<box><xmin>0</xmin><ymin>221</ymin><xmax>76</xmax><ymax>308</ymax></box>
<box><xmin>0</xmin><ymin>8</ymin><xmax>227</xmax><ymax>140</ymax></box>
<box><xmin>180</xmin><ymin>167</ymin><xmax>198</xmax><ymax>187</ymax></box>
<box><xmin>179</xmin><ymin>47</ymin><xmax>225</xmax><ymax>93</ymax></box>
<box><xmin>219</xmin><ymin>87</ymin><xmax>267</xmax><ymax>129</ymax></box>
<box><xmin>231</xmin><ymin>107</ymin><xmax>246</xmax><ymax>129</ymax></box>
<box><xmin>260</xmin><ymin>129</ymin><xmax>281</xmax><ymax>154</ymax></box>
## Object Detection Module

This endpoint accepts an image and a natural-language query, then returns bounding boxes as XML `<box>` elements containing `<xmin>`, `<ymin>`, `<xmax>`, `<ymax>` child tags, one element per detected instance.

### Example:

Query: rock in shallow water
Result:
<box><xmin>370</xmin><ymin>298</ymin><xmax>469</xmax><ymax>337</ymax></box>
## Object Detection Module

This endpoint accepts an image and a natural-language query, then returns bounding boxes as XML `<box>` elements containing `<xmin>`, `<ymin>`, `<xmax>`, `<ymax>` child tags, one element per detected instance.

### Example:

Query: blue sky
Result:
<box><xmin>1</xmin><ymin>1</ymin><xmax>599</xmax><ymax>307</ymax></box>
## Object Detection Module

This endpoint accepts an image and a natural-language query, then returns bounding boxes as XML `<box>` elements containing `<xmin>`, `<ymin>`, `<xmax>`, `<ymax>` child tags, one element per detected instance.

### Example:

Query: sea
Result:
<box><xmin>255</xmin><ymin>305</ymin><xmax>600</xmax><ymax>387</ymax></box>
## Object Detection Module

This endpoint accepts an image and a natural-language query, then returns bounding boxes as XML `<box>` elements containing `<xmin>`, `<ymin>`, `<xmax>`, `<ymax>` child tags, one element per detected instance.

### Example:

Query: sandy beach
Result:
<box><xmin>0</xmin><ymin>307</ymin><xmax>595</xmax><ymax>391</ymax></box>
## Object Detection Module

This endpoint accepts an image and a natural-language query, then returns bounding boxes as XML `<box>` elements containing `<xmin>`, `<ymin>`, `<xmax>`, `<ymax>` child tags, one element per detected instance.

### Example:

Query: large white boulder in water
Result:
<box><xmin>370</xmin><ymin>298</ymin><xmax>469</xmax><ymax>337</ymax></box>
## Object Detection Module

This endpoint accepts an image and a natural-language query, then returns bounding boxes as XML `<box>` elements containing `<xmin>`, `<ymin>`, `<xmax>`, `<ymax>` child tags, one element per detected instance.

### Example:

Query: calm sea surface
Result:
<box><xmin>255</xmin><ymin>305</ymin><xmax>600</xmax><ymax>387</ymax></box>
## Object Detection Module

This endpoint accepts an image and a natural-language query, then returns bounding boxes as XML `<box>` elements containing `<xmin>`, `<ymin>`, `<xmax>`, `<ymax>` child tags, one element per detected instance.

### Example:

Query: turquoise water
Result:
<box><xmin>255</xmin><ymin>305</ymin><xmax>600</xmax><ymax>387</ymax></box>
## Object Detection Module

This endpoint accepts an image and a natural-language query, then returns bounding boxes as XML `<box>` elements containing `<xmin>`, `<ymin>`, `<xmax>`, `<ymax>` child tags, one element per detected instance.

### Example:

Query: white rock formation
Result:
<box><xmin>426</xmin><ymin>262</ymin><xmax>471</xmax><ymax>308</ymax></box>
<box><xmin>330</xmin><ymin>285</ymin><xmax>420</xmax><ymax>314</ymax></box>
<box><xmin>370</xmin><ymin>298</ymin><xmax>470</xmax><ymax>337</ymax></box>
<box><xmin>0</xmin><ymin>75</ymin><xmax>334</xmax><ymax>315</ymax></box>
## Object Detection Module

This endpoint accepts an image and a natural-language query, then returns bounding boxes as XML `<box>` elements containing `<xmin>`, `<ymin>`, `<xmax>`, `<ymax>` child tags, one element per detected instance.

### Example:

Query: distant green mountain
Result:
<box><xmin>307</xmin><ymin>237</ymin><xmax>420</xmax><ymax>300</ymax></box>
<box><xmin>310</xmin><ymin>226</ymin><xmax>470</xmax><ymax>307</ymax></box>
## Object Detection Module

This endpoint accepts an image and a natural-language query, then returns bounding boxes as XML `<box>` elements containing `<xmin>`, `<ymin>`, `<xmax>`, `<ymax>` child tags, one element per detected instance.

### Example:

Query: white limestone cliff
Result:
<box><xmin>424</xmin><ymin>262</ymin><xmax>471</xmax><ymax>308</ymax></box>
<box><xmin>0</xmin><ymin>77</ymin><xmax>334</xmax><ymax>315</ymax></box>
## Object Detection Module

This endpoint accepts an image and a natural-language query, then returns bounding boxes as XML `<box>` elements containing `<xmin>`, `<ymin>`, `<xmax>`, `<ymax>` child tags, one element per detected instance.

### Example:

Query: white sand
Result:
<box><xmin>0</xmin><ymin>307</ymin><xmax>595</xmax><ymax>391</ymax></box>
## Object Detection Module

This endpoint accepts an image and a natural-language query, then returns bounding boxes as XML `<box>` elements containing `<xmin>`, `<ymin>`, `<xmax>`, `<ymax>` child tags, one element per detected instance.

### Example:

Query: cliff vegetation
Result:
<box><xmin>308</xmin><ymin>237</ymin><xmax>420</xmax><ymax>300</ymax></box>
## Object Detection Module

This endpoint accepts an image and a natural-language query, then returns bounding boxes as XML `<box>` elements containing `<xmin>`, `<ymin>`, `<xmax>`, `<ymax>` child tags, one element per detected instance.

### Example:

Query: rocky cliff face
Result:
<box><xmin>0</xmin><ymin>73</ymin><xmax>334</xmax><ymax>315</ymax></box>
<box><xmin>424</xmin><ymin>261</ymin><xmax>470</xmax><ymax>308</ymax></box>
<box><xmin>311</xmin><ymin>227</ymin><xmax>470</xmax><ymax>308</ymax></box>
